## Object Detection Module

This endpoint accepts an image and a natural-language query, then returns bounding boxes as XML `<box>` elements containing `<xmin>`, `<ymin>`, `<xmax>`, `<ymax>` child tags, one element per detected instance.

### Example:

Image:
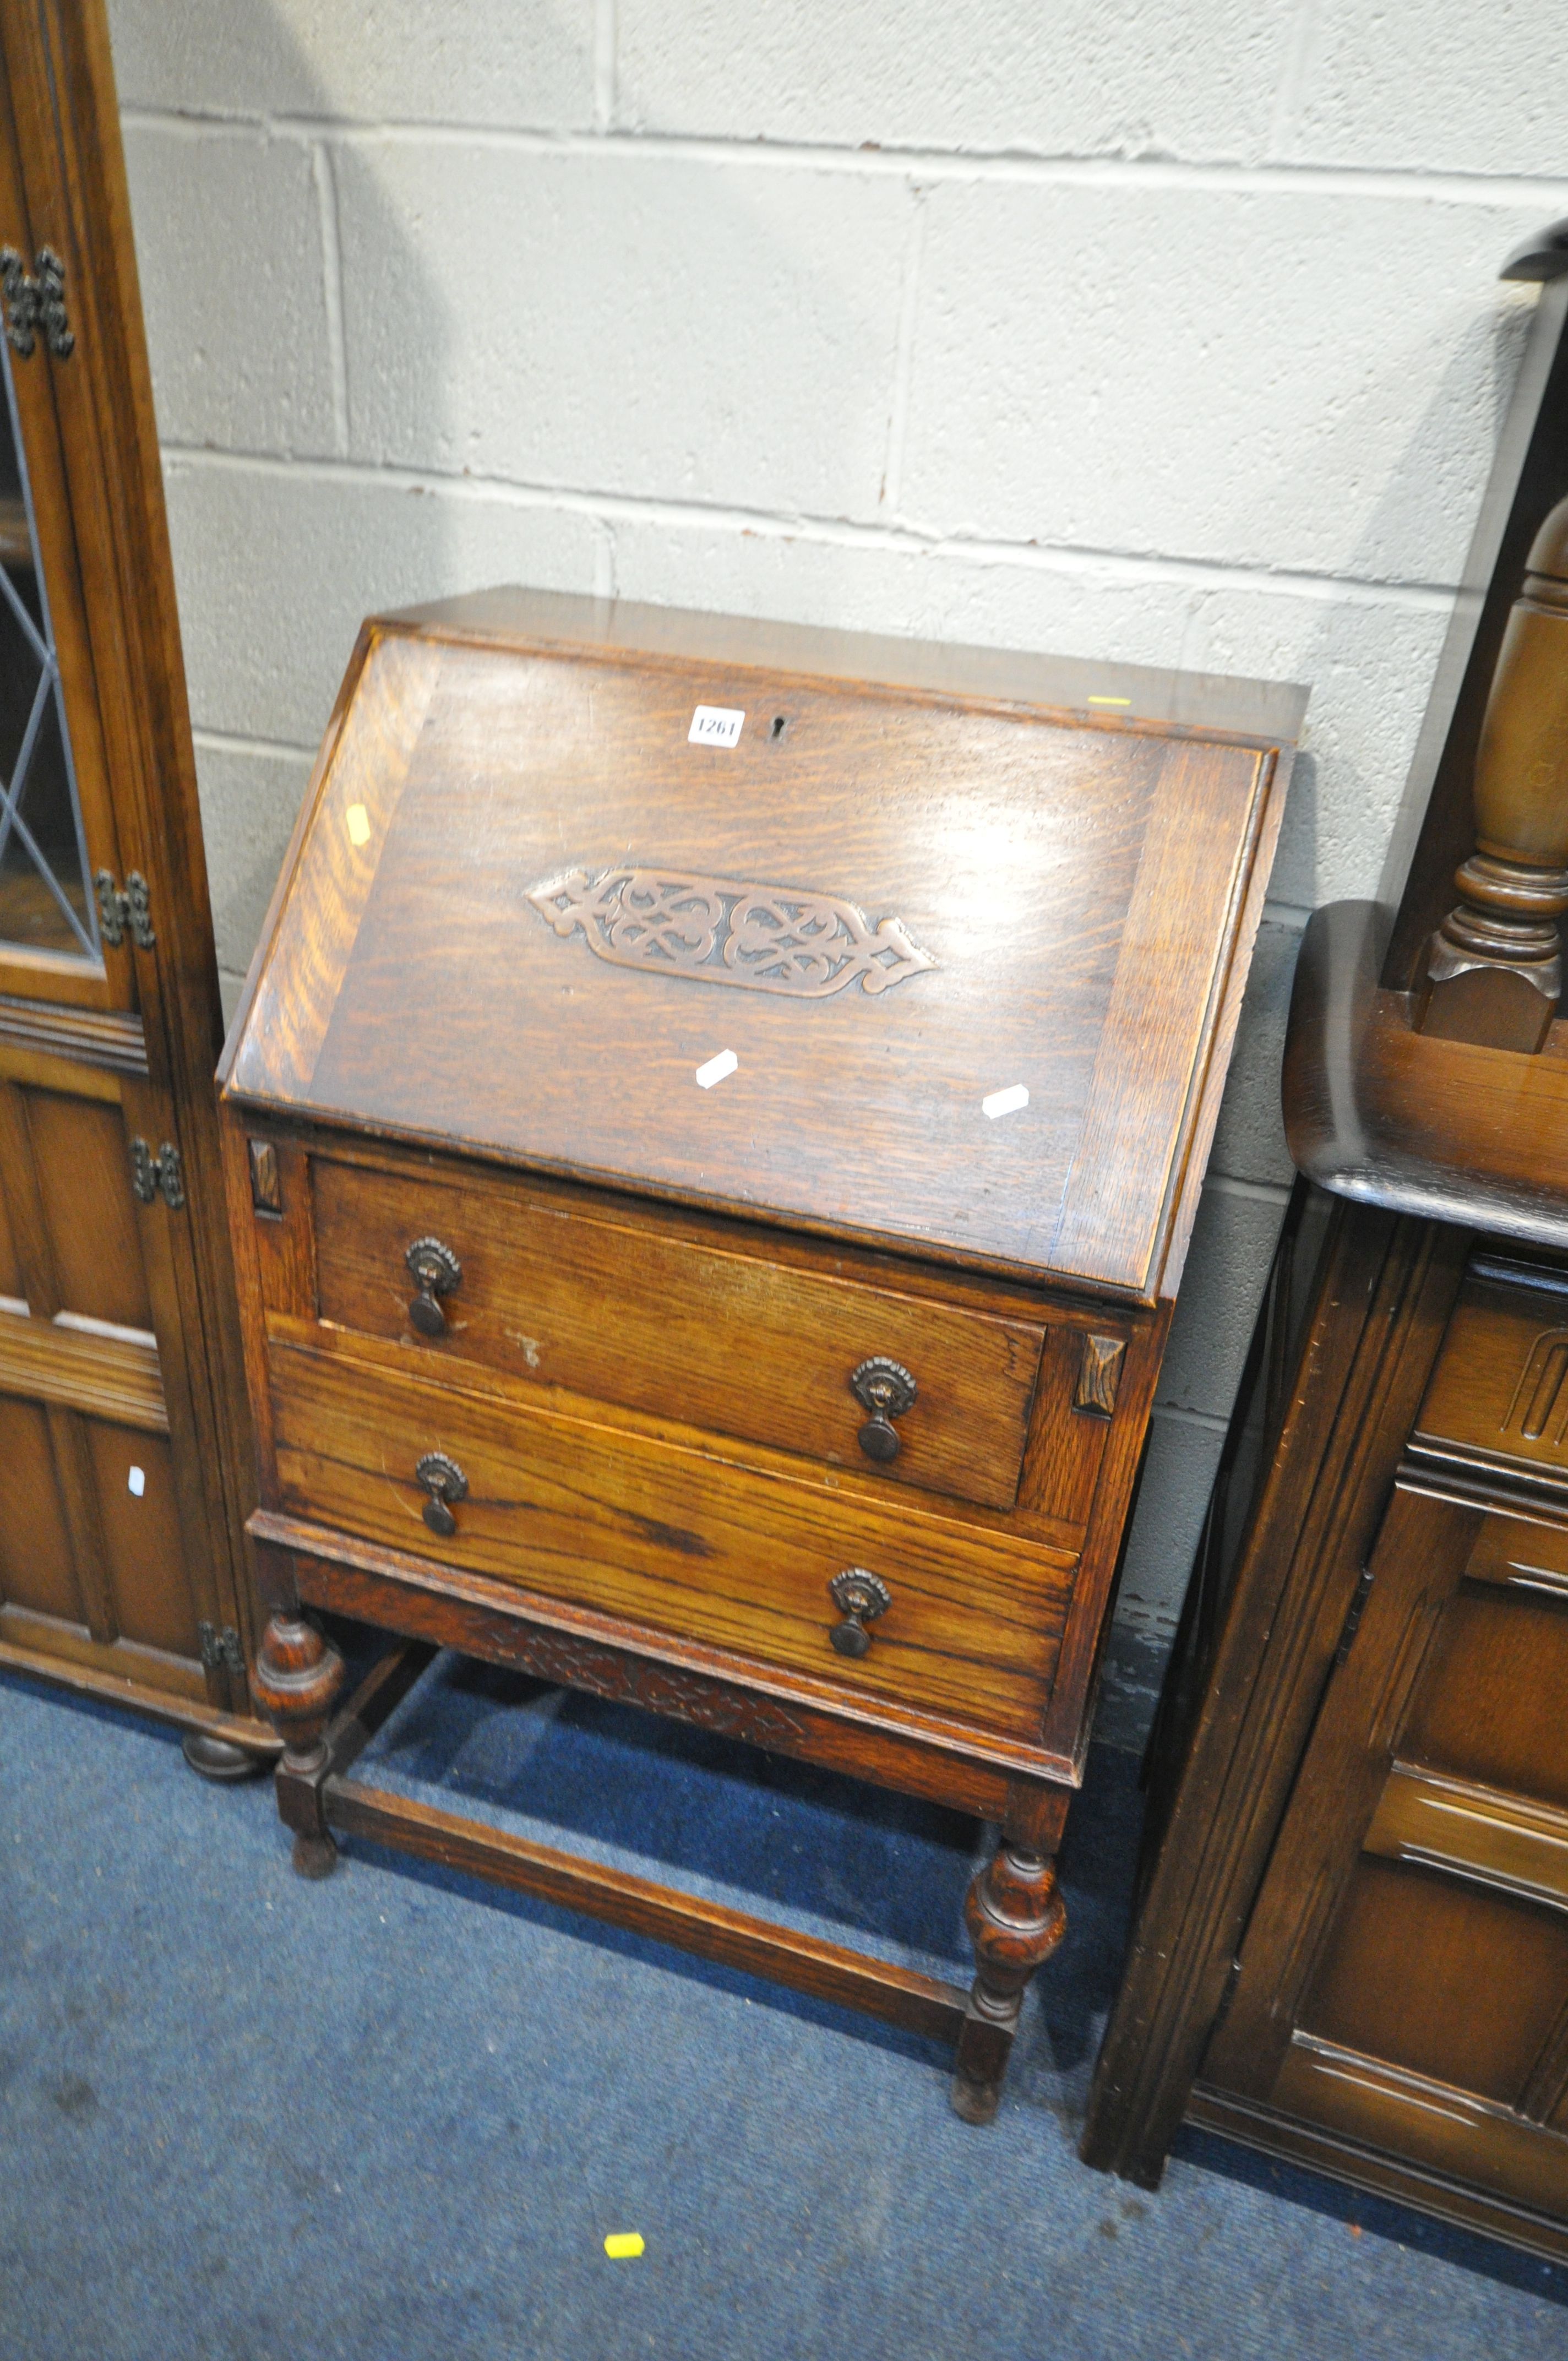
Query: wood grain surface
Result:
<box><xmin>223</xmin><ymin>607</ymin><xmax>1292</xmax><ymax>1301</ymax></box>
<box><xmin>274</xmin><ymin>1519</ymin><xmax>1036</xmax><ymax>1811</ymax></box>
<box><xmin>266</xmin><ymin>1331</ymin><xmax>1076</xmax><ymax>1744</ymax></box>
<box><xmin>1287</xmin><ymin>899</ymin><xmax>1568</xmax><ymax>1251</ymax></box>
<box><xmin>309</xmin><ymin>1151</ymin><xmax>1047</xmax><ymax>1511</ymax></box>
<box><xmin>325</xmin><ymin>1775</ymin><xmax>971</xmax><ymax>2046</ymax></box>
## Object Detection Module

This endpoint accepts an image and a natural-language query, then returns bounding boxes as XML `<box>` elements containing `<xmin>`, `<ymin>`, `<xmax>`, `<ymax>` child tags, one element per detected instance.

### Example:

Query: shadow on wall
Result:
<box><xmin>1189</xmin><ymin>291</ymin><xmax>1534</xmax><ymax>916</ymax></box>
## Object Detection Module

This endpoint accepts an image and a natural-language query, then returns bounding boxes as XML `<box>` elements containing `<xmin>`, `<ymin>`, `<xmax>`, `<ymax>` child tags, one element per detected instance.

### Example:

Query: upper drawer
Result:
<box><xmin>307</xmin><ymin>1158</ymin><xmax>1050</xmax><ymax>1512</ymax></box>
<box><xmin>1416</xmin><ymin>1259</ymin><xmax>1568</xmax><ymax>1489</ymax></box>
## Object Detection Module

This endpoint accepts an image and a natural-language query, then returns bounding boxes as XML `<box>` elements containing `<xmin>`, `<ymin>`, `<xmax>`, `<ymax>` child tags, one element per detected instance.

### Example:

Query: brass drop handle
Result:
<box><xmin>406</xmin><ymin>1236</ymin><xmax>462</xmax><ymax>1336</ymax></box>
<box><xmin>829</xmin><ymin>1567</ymin><xmax>891</xmax><ymax>1658</ymax></box>
<box><xmin>415</xmin><ymin>1450</ymin><xmax>467</xmax><ymax>1538</ymax></box>
<box><xmin>850</xmin><ymin>1356</ymin><xmax>917</xmax><ymax>1464</ymax></box>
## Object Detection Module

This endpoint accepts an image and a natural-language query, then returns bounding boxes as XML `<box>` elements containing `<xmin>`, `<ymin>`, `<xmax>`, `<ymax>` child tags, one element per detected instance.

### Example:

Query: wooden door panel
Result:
<box><xmin>1203</xmin><ymin>1479</ymin><xmax>1568</xmax><ymax>2226</ymax></box>
<box><xmin>24</xmin><ymin>1086</ymin><xmax>153</xmax><ymax>1330</ymax></box>
<box><xmin>1402</xmin><ymin>1587</ymin><xmax>1568</xmax><ymax>1809</ymax></box>
<box><xmin>1298</xmin><ymin>1857</ymin><xmax>1568</xmax><ymax>2107</ymax></box>
<box><xmin>0</xmin><ymin>1392</ymin><xmax>80</xmax><ymax>1619</ymax></box>
<box><xmin>81</xmin><ymin>1420</ymin><xmax>194</xmax><ymax>1657</ymax></box>
<box><xmin>1270</xmin><ymin>2038</ymin><xmax>1568</xmax><ymax>2218</ymax></box>
<box><xmin>1202</xmin><ymin>1483</ymin><xmax>1475</xmax><ymax>2099</ymax></box>
<box><xmin>0</xmin><ymin>1160</ymin><xmax>24</xmax><ymax>1301</ymax></box>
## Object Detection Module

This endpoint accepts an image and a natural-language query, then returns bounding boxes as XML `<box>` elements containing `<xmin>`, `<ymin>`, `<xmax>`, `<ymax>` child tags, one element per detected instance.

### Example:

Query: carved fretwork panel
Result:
<box><xmin>528</xmin><ymin>866</ymin><xmax>938</xmax><ymax>999</ymax></box>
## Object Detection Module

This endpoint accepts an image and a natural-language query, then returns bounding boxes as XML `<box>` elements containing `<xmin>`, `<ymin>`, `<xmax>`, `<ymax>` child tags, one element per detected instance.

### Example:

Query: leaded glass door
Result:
<box><xmin>0</xmin><ymin>338</ymin><xmax>94</xmax><ymax>958</ymax></box>
<box><xmin>0</xmin><ymin>2</ymin><xmax>267</xmax><ymax>1766</ymax></box>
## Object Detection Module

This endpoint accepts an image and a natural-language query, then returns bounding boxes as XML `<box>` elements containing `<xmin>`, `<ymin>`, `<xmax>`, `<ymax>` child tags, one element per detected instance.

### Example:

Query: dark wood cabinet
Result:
<box><xmin>0</xmin><ymin>0</ymin><xmax>267</xmax><ymax>1765</ymax></box>
<box><xmin>218</xmin><ymin>586</ymin><xmax>1301</xmax><ymax>2118</ymax></box>
<box><xmin>1082</xmin><ymin>221</ymin><xmax>1568</xmax><ymax>2259</ymax></box>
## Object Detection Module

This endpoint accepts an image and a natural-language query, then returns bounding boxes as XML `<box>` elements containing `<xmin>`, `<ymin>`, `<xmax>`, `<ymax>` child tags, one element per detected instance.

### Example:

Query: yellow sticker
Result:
<box><xmin>1086</xmin><ymin>695</ymin><xmax>1131</xmax><ymax>708</ymax></box>
<box><xmin>603</xmin><ymin>2233</ymin><xmax>645</xmax><ymax>2260</ymax></box>
<box><xmin>346</xmin><ymin>802</ymin><xmax>372</xmax><ymax>847</ymax></box>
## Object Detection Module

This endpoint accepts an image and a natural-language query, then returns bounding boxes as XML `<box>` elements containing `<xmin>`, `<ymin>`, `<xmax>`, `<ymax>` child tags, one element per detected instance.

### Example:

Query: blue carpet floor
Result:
<box><xmin>2</xmin><ymin>1650</ymin><xmax>1566</xmax><ymax>2361</ymax></box>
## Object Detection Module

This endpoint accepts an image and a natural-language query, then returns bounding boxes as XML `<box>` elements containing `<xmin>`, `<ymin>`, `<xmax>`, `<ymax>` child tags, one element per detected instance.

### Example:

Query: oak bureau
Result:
<box><xmin>220</xmin><ymin>587</ymin><xmax>1302</xmax><ymax>2120</ymax></box>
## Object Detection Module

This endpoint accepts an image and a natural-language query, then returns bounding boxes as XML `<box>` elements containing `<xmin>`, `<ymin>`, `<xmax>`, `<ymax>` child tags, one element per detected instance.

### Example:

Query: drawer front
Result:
<box><xmin>268</xmin><ymin>1336</ymin><xmax>1075</xmax><ymax>1744</ymax></box>
<box><xmin>309</xmin><ymin>1158</ymin><xmax>1051</xmax><ymax>1513</ymax></box>
<box><xmin>1417</xmin><ymin>1267</ymin><xmax>1568</xmax><ymax>1488</ymax></box>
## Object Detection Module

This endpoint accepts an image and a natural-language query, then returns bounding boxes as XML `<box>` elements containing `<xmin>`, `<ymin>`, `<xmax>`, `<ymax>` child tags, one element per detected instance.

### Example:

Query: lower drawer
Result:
<box><xmin>267</xmin><ymin>1337</ymin><xmax>1075</xmax><ymax>1744</ymax></box>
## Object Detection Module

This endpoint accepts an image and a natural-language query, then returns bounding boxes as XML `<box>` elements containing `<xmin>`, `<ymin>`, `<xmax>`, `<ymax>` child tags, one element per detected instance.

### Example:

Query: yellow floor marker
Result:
<box><xmin>603</xmin><ymin>2233</ymin><xmax>645</xmax><ymax>2260</ymax></box>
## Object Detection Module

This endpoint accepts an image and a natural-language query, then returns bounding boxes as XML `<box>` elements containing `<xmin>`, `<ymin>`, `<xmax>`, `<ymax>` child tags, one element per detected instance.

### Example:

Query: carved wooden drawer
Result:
<box><xmin>265</xmin><ymin>1331</ymin><xmax>1077</xmax><ymax>1746</ymax></box>
<box><xmin>1414</xmin><ymin>1253</ymin><xmax>1568</xmax><ymax>1492</ymax></box>
<box><xmin>305</xmin><ymin>1154</ymin><xmax>1057</xmax><ymax>1513</ymax></box>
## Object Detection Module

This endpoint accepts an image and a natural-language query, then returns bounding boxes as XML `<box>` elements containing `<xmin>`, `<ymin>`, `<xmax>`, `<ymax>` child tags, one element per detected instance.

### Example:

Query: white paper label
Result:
<box><xmin>127</xmin><ymin>1465</ymin><xmax>145</xmax><ymax>1497</ymax></box>
<box><xmin>695</xmin><ymin>1049</ymin><xmax>738</xmax><ymax>1089</ymax></box>
<box><xmin>689</xmin><ymin>705</ymin><xmax>745</xmax><ymax>748</ymax></box>
<box><xmin>982</xmin><ymin>1084</ymin><xmax>1030</xmax><ymax>1120</ymax></box>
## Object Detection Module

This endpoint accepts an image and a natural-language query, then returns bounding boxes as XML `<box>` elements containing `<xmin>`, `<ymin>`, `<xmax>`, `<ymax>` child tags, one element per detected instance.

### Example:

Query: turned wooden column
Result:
<box><xmin>1416</xmin><ymin>494</ymin><xmax>1568</xmax><ymax>1051</ymax></box>
<box><xmin>251</xmin><ymin>1610</ymin><xmax>346</xmax><ymax>1879</ymax></box>
<box><xmin>950</xmin><ymin>1841</ymin><xmax>1068</xmax><ymax>2124</ymax></box>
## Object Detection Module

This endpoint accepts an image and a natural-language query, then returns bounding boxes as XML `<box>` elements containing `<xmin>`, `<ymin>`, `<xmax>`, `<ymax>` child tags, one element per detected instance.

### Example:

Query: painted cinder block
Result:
<box><xmin>107</xmin><ymin>0</ymin><xmax>597</xmax><ymax>132</ymax></box>
<box><xmin>193</xmin><ymin>741</ymin><xmax>314</xmax><ymax>981</ymax></box>
<box><xmin>1277</xmin><ymin>0</ymin><xmax>1568</xmax><ymax>179</ymax></box>
<box><xmin>617</xmin><ymin>0</ymin><xmax>1298</xmax><ymax>162</ymax></box>
<box><xmin>1185</xmin><ymin>584</ymin><xmax>1453</xmax><ymax>909</ymax></box>
<box><xmin>1114</xmin><ymin>1409</ymin><xmax>1228</xmax><ymax>1628</ymax></box>
<box><xmin>901</xmin><ymin>182</ymin><xmax>1539</xmax><ymax>581</ymax></box>
<box><xmin>123</xmin><ymin>123</ymin><xmax>339</xmax><ymax>459</ymax></box>
<box><xmin>608</xmin><ymin>515</ymin><xmax>1202</xmax><ymax>669</ymax></box>
<box><xmin>331</xmin><ymin>143</ymin><xmax>913</xmax><ymax>524</ymax></box>
<box><xmin>162</xmin><ymin>459</ymin><xmax>603</xmax><ymax>746</ymax></box>
<box><xmin>1159</xmin><ymin>1183</ymin><xmax>1289</xmax><ymax>1421</ymax></box>
<box><xmin>1207</xmin><ymin>916</ymin><xmax>1303</xmax><ymax>1191</ymax></box>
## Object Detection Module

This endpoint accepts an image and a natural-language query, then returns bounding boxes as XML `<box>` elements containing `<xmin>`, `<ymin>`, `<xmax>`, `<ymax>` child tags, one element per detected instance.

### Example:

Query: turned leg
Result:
<box><xmin>251</xmin><ymin>1611</ymin><xmax>346</xmax><ymax>1879</ymax></box>
<box><xmin>950</xmin><ymin>1842</ymin><xmax>1068</xmax><ymax>2125</ymax></box>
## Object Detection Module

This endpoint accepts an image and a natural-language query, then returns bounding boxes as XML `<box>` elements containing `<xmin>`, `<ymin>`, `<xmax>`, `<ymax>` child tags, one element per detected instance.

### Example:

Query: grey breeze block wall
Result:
<box><xmin>103</xmin><ymin>0</ymin><xmax>1564</xmax><ymax>1743</ymax></box>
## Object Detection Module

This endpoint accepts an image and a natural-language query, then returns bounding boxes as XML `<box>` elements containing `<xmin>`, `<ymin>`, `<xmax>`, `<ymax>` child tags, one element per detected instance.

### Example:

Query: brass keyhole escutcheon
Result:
<box><xmin>415</xmin><ymin>1450</ymin><xmax>468</xmax><ymax>1538</ymax></box>
<box><xmin>828</xmin><ymin>1567</ymin><xmax>891</xmax><ymax>1658</ymax></box>
<box><xmin>406</xmin><ymin>1235</ymin><xmax>462</xmax><ymax>1337</ymax></box>
<box><xmin>850</xmin><ymin>1356</ymin><xmax>917</xmax><ymax>1464</ymax></box>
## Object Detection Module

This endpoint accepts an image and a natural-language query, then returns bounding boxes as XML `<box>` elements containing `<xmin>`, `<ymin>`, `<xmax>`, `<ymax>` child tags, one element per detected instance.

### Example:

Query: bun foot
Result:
<box><xmin>181</xmin><ymin>1731</ymin><xmax>266</xmax><ymax>1783</ymax></box>
<box><xmin>949</xmin><ymin>2069</ymin><xmax>1001</xmax><ymax>2126</ymax></box>
<box><xmin>290</xmin><ymin>1830</ymin><xmax>339</xmax><ymax>1880</ymax></box>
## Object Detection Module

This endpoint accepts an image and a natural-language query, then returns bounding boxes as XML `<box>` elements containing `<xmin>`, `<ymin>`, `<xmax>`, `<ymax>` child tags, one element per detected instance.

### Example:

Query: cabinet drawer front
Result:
<box><xmin>1417</xmin><ymin>1267</ymin><xmax>1568</xmax><ymax>1487</ymax></box>
<box><xmin>309</xmin><ymin>1158</ymin><xmax>1049</xmax><ymax>1512</ymax></box>
<box><xmin>268</xmin><ymin>1337</ymin><xmax>1074</xmax><ymax>1744</ymax></box>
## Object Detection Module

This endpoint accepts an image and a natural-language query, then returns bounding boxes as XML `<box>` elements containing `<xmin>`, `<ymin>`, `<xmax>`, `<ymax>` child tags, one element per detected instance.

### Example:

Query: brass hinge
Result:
<box><xmin>0</xmin><ymin>244</ymin><xmax>72</xmax><ymax>358</ymax></box>
<box><xmin>129</xmin><ymin>1136</ymin><xmax>184</xmax><ymax>1210</ymax></box>
<box><xmin>94</xmin><ymin>868</ymin><xmax>154</xmax><ymax>950</ymax></box>
<box><xmin>198</xmin><ymin>1622</ymin><xmax>246</xmax><ymax>1677</ymax></box>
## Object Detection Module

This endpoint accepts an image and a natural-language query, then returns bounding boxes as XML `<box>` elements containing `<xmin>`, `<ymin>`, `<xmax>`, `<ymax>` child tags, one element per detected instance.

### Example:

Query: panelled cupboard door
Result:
<box><xmin>1200</xmin><ymin>1483</ymin><xmax>1568</xmax><ymax>2224</ymax></box>
<box><xmin>0</xmin><ymin>4</ymin><xmax>259</xmax><ymax>1742</ymax></box>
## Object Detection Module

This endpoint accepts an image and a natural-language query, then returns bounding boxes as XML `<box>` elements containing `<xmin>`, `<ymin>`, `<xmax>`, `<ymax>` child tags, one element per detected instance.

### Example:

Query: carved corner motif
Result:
<box><xmin>1074</xmin><ymin>1334</ymin><xmax>1126</xmax><ymax>1418</ymax></box>
<box><xmin>527</xmin><ymin>865</ymin><xmax>938</xmax><ymax>1000</ymax></box>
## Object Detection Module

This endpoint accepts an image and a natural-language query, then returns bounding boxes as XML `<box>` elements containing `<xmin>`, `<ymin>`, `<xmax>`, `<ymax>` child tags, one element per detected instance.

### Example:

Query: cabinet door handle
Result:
<box><xmin>415</xmin><ymin>1450</ymin><xmax>468</xmax><ymax>1537</ymax></box>
<box><xmin>850</xmin><ymin>1356</ymin><xmax>917</xmax><ymax>1464</ymax></box>
<box><xmin>406</xmin><ymin>1236</ymin><xmax>462</xmax><ymax>1336</ymax></box>
<box><xmin>828</xmin><ymin>1568</ymin><xmax>891</xmax><ymax>1657</ymax></box>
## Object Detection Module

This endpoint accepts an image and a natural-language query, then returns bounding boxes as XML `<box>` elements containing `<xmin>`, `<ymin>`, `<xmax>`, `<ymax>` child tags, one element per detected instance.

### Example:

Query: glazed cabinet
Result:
<box><xmin>0</xmin><ymin>0</ymin><xmax>266</xmax><ymax>1766</ymax></box>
